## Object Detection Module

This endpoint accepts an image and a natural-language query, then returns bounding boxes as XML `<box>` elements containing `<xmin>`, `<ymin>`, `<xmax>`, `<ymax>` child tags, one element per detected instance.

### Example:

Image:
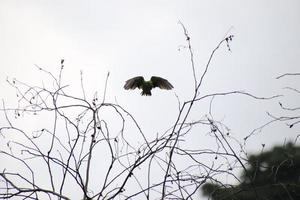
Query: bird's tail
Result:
<box><xmin>141</xmin><ymin>91</ymin><xmax>151</xmax><ymax>96</ymax></box>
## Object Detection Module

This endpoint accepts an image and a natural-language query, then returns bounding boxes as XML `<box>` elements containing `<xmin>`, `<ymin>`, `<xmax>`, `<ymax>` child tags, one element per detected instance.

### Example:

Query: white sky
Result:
<box><xmin>1</xmin><ymin>0</ymin><xmax>300</xmax><ymax>199</ymax></box>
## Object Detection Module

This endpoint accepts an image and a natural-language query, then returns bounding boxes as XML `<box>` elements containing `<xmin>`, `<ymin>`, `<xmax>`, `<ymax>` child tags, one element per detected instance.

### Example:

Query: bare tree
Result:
<box><xmin>275</xmin><ymin>73</ymin><xmax>300</xmax><ymax>132</ymax></box>
<box><xmin>0</xmin><ymin>24</ymin><xmax>281</xmax><ymax>200</ymax></box>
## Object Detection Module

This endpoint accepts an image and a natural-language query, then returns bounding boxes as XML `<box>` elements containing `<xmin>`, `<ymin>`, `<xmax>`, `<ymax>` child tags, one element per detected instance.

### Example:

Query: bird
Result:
<box><xmin>124</xmin><ymin>76</ymin><xmax>173</xmax><ymax>96</ymax></box>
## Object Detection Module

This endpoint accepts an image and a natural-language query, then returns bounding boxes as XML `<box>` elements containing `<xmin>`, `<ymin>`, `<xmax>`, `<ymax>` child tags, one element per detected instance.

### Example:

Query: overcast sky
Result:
<box><xmin>1</xmin><ymin>0</ymin><xmax>300</xmax><ymax>199</ymax></box>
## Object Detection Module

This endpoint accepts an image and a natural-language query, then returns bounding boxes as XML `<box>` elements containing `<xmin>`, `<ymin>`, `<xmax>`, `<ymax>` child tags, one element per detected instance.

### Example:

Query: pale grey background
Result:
<box><xmin>1</xmin><ymin>0</ymin><xmax>300</xmax><ymax>199</ymax></box>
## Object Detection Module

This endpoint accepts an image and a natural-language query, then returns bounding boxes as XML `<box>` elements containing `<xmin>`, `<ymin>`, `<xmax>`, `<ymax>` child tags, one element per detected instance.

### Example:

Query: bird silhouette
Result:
<box><xmin>124</xmin><ymin>76</ymin><xmax>173</xmax><ymax>96</ymax></box>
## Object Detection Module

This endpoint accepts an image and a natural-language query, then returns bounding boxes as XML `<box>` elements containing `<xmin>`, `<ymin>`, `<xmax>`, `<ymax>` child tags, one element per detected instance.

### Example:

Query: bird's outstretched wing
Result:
<box><xmin>124</xmin><ymin>76</ymin><xmax>144</xmax><ymax>90</ymax></box>
<box><xmin>151</xmin><ymin>76</ymin><xmax>173</xmax><ymax>90</ymax></box>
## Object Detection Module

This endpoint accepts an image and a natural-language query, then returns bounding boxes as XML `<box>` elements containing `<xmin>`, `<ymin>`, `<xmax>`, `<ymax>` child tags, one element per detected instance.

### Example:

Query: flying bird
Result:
<box><xmin>124</xmin><ymin>76</ymin><xmax>173</xmax><ymax>96</ymax></box>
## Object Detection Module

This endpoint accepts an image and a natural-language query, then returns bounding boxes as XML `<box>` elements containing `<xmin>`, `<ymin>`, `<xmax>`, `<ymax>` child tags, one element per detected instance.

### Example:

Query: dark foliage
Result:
<box><xmin>202</xmin><ymin>142</ymin><xmax>300</xmax><ymax>200</ymax></box>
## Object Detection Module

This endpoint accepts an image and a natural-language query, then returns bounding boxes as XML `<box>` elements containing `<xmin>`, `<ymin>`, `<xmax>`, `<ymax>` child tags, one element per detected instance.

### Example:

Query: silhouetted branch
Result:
<box><xmin>276</xmin><ymin>72</ymin><xmax>300</xmax><ymax>79</ymax></box>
